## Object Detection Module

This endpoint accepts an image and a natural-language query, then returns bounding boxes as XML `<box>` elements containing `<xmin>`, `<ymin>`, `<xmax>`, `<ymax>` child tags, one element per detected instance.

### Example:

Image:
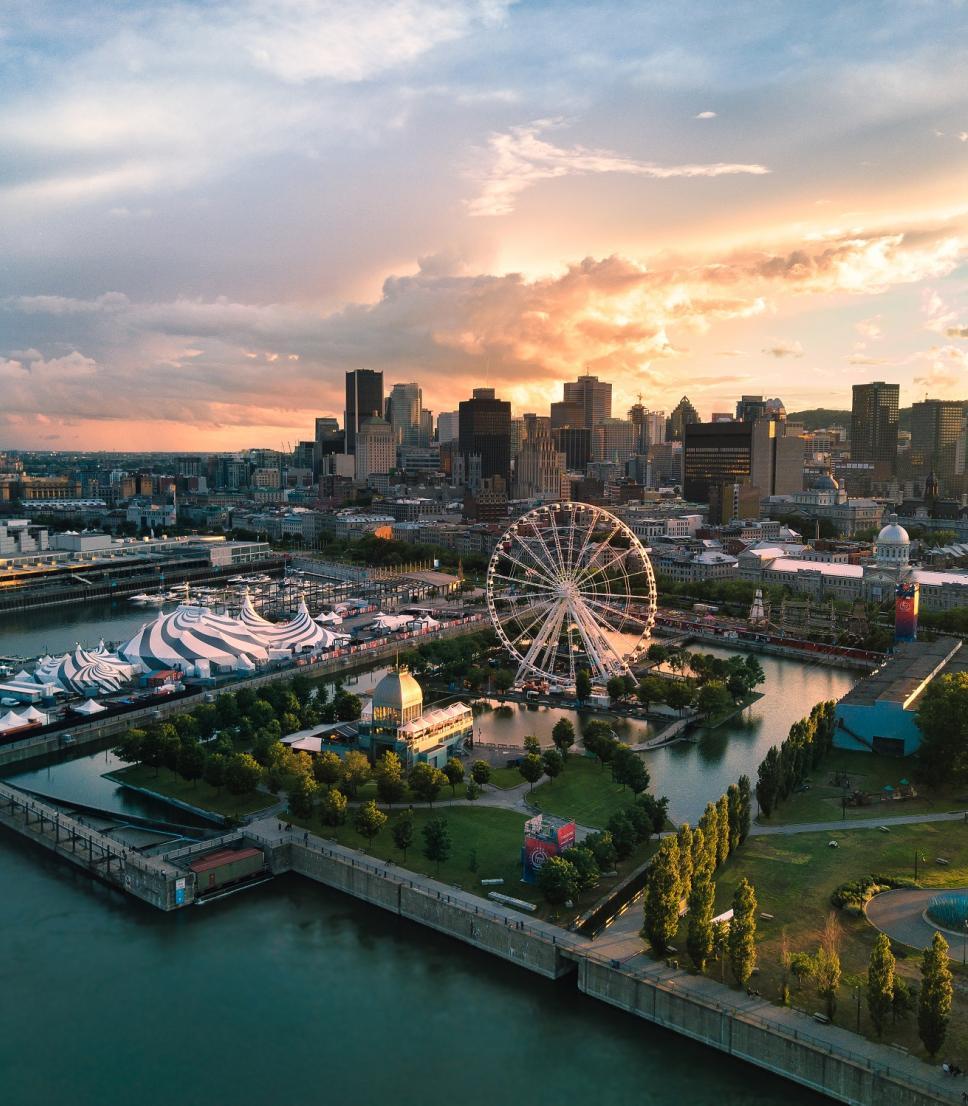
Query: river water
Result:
<box><xmin>0</xmin><ymin>604</ymin><xmax>844</xmax><ymax>1105</ymax></box>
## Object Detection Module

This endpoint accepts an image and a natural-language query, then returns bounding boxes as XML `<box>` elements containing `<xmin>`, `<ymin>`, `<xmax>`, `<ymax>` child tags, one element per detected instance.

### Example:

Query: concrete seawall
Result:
<box><xmin>576</xmin><ymin>955</ymin><xmax>953</xmax><ymax>1106</ymax></box>
<box><xmin>258</xmin><ymin>834</ymin><xmax>577</xmax><ymax>980</ymax></box>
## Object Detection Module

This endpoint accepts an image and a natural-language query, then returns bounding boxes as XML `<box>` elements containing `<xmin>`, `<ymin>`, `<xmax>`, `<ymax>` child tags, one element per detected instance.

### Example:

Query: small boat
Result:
<box><xmin>128</xmin><ymin>593</ymin><xmax>154</xmax><ymax>604</ymax></box>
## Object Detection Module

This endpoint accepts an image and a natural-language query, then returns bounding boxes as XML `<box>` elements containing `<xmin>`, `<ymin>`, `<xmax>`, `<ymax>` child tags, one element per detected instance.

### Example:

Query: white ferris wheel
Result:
<box><xmin>486</xmin><ymin>502</ymin><xmax>657</xmax><ymax>689</ymax></box>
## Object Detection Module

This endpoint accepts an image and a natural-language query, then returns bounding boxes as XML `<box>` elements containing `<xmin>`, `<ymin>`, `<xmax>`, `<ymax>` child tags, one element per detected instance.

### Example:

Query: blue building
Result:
<box><xmin>833</xmin><ymin>638</ymin><xmax>965</xmax><ymax>757</ymax></box>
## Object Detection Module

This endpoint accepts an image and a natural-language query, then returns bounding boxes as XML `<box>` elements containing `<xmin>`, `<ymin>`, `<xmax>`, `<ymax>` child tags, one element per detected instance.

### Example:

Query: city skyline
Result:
<box><xmin>1</xmin><ymin>1</ymin><xmax>967</xmax><ymax>450</ymax></box>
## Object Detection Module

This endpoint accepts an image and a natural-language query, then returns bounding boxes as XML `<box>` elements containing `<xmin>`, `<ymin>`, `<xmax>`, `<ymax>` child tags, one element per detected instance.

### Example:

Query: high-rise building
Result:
<box><xmin>513</xmin><ymin>434</ymin><xmax>567</xmax><ymax>500</ymax></box>
<box><xmin>355</xmin><ymin>416</ymin><xmax>394</xmax><ymax>483</ymax></box>
<box><xmin>563</xmin><ymin>374</ymin><xmax>612</xmax><ymax>427</ymax></box>
<box><xmin>553</xmin><ymin>426</ymin><xmax>591</xmax><ymax>472</ymax></box>
<box><xmin>666</xmin><ymin>396</ymin><xmax>700</xmax><ymax>441</ymax></box>
<box><xmin>643</xmin><ymin>411</ymin><xmax>665</xmax><ymax>449</ymax></box>
<box><xmin>910</xmin><ymin>399</ymin><xmax>966</xmax><ymax>490</ymax></box>
<box><xmin>628</xmin><ymin>402</ymin><xmax>646</xmax><ymax>451</ymax></box>
<box><xmin>315</xmin><ymin>416</ymin><xmax>344</xmax><ymax>460</ymax></box>
<box><xmin>436</xmin><ymin>411</ymin><xmax>460</xmax><ymax>443</ymax></box>
<box><xmin>550</xmin><ymin>400</ymin><xmax>584</xmax><ymax>430</ymax></box>
<box><xmin>592</xmin><ymin>418</ymin><xmax>636</xmax><ymax>464</ymax></box>
<box><xmin>850</xmin><ymin>381</ymin><xmax>899</xmax><ymax>479</ymax></box>
<box><xmin>344</xmin><ymin>369</ymin><xmax>384</xmax><ymax>455</ymax></box>
<box><xmin>458</xmin><ymin>387</ymin><xmax>511</xmax><ymax>488</ymax></box>
<box><xmin>735</xmin><ymin>395</ymin><xmax>768</xmax><ymax>423</ymax></box>
<box><xmin>683</xmin><ymin>418</ymin><xmax>802</xmax><ymax>503</ymax></box>
<box><xmin>386</xmin><ymin>382</ymin><xmax>423</xmax><ymax>447</ymax></box>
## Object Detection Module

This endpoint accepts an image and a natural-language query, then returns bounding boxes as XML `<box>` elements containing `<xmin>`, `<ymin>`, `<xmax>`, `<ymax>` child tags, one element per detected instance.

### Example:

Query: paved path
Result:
<box><xmin>866</xmin><ymin>889</ymin><xmax>968</xmax><ymax>957</ymax></box>
<box><xmin>751</xmin><ymin>809</ymin><xmax>968</xmax><ymax>837</ymax></box>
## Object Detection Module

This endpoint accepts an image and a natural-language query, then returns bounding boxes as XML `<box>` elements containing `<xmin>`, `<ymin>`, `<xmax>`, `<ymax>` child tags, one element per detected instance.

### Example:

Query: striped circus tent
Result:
<box><xmin>33</xmin><ymin>646</ymin><xmax>138</xmax><ymax>695</ymax></box>
<box><xmin>238</xmin><ymin>592</ymin><xmax>341</xmax><ymax>652</ymax></box>
<box><xmin>120</xmin><ymin>604</ymin><xmax>270</xmax><ymax>675</ymax></box>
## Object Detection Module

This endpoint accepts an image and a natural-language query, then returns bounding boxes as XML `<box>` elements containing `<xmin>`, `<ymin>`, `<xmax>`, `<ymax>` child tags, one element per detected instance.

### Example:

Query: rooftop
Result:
<box><xmin>839</xmin><ymin>638</ymin><xmax>963</xmax><ymax>709</ymax></box>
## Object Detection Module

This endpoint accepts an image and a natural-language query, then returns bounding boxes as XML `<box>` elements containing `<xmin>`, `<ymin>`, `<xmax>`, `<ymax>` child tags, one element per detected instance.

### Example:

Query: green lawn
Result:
<box><xmin>703</xmin><ymin>821</ymin><xmax>968</xmax><ymax>1059</ymax></box>
<box><xmin>765</xmin><ymin>748</ymin><xmax>968</xmax><ymax>826</ymax></box>
<box><xmin>283</xmin><ymin>800</ymin><xmax>657</xmax><ymax>921</ymax></box>
<box><xmin>529</xmin><ymin>755</ymin><xmax>639</xmax><ymax>828</ymax></box>
<box><xmin>487</xmin><ymin>765</ymin><xmax>527</xmax><ymax>790</ymax></box>
<box><xmin>108</xmin><ymin>764</ymin><xmax>276</xmax><ymax>819</ymax></box>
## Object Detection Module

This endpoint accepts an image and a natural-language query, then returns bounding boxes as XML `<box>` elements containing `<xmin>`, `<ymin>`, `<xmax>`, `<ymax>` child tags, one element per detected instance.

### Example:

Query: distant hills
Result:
<box><xmin>788</xmin><ymin>404</ymin><xmax>968</xmax><ymax>434</ymax></box>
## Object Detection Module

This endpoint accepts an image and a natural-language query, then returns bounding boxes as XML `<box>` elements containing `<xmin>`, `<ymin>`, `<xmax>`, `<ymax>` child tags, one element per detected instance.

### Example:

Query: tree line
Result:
<box><xmin>755</xmin><ymin>700</ymin><xmax>836</xmax><ymax>818</ymax></box>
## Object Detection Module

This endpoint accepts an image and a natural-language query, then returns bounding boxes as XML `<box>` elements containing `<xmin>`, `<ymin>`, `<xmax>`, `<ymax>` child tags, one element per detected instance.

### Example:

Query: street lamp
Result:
<box><xmin>914</xmin><ymin>851</ymin><xmax>926</xmax><ymax>881</ymax></box>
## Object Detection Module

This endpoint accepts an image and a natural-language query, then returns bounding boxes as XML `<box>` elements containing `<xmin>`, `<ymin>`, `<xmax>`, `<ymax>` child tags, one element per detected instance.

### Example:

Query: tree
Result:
<box><xmin>321</xmin><ymin>787</ymin><xmax>348</xmax><ymax>826</ymax></box>
<box><xmin>635</xmin><ymin>793</ymin><xmax>669</xmax><ymax>834</ymax></box>
<box><xmin>677</xmin><ymin>823</ymin><xmax>694</xmax><ymax>901</ymax></box>
<box><xmin>561</xmin><ymin>845</ymin><xmax>600</xmax><ymax>893</ymax></box>
<box><xmin>575</xmin><ymin>668</ymin><xmax>592</xmax><ymax>703</ymax></box>
<box><xmin>606</xmin><ymin>675</ymin><xmax>627</xmax><ymax>702</ymax></box>
<box><xmin>814</xmin><ymin>916</ymin><xmax>843</xmax><ymax>1019</ymax></box>
<box><xmin>725</xmin><ymin>784</ymin><xmax>742</xmax><ymax>853</ymax></box>
<box><xmin>641</xmin><ymin>836</ymin><xmax>681</xmax><ymax>955</ymax></box>
<box><xmin>409</xmin><ymin>763</ymin><xmax>446</xmax><ymax>806</ymax></box>
<box><xmin>538</xmin><ymin>856</ymin><xmax>580</xmax><ymax>905</ymax></box>
<box><xmin>712</xmin><ymin>920</ymin><xmax>730</xmax><ymax>981</ymax></box>
<box><xmin>375</xmin><ymin>751</ymin><xmax>407</xmax><ymax>807</ymax></box>
<box><xmin>606</xmin><ymin>811</ymin><xmax>637</xmax><ymax>859</ymax></box>
<box><xmin>728</xmin><ymin>878</ymin><xmax>757</xmax><ymax>987</ymax></box>
<box><xmin>333</xmin><ymin>691</ymin><xmax>363</xmax><ymax>722</ymax></box>
<box><xmin>867</xmin><ymin>933</ymin><xmax>896</xmax><ymax>1039</ymax></box>
<box><xmin>225</xmin><ymin>752</ymin><xmax>262</xmax><ymax>796</ymax></box>
<box><xmin>289</xmin><ymin>774</ymin><xmax>319</xmax><ymax>819</ymax></box>
<box><xmin>611</xmin><ymin>745</ymin><xmax>650</xmax><ymax>794</ymax></box>
<box><xmin>353</xmin><ymin>799</ymin><xmax>388</xmax><ymax>849</ymax></box>
<box><xmin>584</xmin><ymin>830</ymin><xmax>617</xmax><ymax>872</ymax></box>
<box><xmin>697</xmin><ymin>802</ymin><xmax>719</xmax><ymax>871</ymax></box>
<box><xmin>313</xmin><ymin>750</ymin><xmax>343</xmax><ymax>787</ymax></box>
<box><xmin>646</xmin><ymin>642</ymin><xmax>669</xmax><ymax>666</ymax></box>
<box><xmin>114</xmin><ymin>727</ymin><xmax>145</xmax><ymax>764</ymax></box>
<box><xmin>422</xmin><ymin>815</ymin><xmax>451</xmax><ymax>874</ymax></box>
<box><xmin>523</xmin><ymin>734</ymin><xmax>541</xmax><ymax>756</ymax></box>
<box><xmin>789</xmin><ymin>951</ymin><xmax>815</xmax><ymax>990</ymax></box>
<box><xmin>918</xmin><ymin>931</ymin><xmax>953</xmax><ymax>1058</ymax></box>
<box><xmin>664</xmin><ymin>680</ymin><xmax>694</xmax><ymax>716</ymax></box>
<box><xmin>176</xmin><ymin>740</ymin><xmax>206</xmax><ymax>787</ymax></box>
<box><xmin>391</xmin><ymin>810</ymin><xmax>414</xmax><ymax>859</ymax></box>
<box><xmin>471</xmin><ymin>760</ymin><xmax>491</xmax><ymax>788</ymax></box>
<box><xmin>465</xmin><ymin>780</ymin><xmax>480</xmax><ymax>800</ymax></box>
<box><xmin>551</xmin><ymin>718</ymin><xmax>575</xmax><ymax>759</ymax></box>
<box><xmin>636</xmin><ymin>675</ymin><xmax>666</xmax><ymax>711</ymax></box>
<box><xmin>696</xmin><ymin>681</ymin><xmax>732</xmax><ymax>720</ymax></box>
<box><xmin>442</xmin><ymin>757</ymin><xmax>465</xmax><ymax>796</ymax></box>
<box><xmin>203</xmin><ymin>752</ymin><xmax>227</xmax><ymax>793</ymax></box>
<box><xmin>340</xmin><ymin>750</ymin><xmax>371</xmax><ymax>798</ymax></box>
<box><xmin>686</xmin><ymin>865</ymin><xmax>715</xmax><ymax>973</ymax></box>
<box><xmin>715</xmin><ymin>794</ymin><xmax>730</xmax><ymax>867</ymax></box>
<box><xmin>916</xmin><ymin>673</ymin><xmax>968</xmax><ymax>786</ymax></box>
<box><xmin>519</xmin><ymin>753</ymin><xmax>544</xmax><ymax>791</ymax></box>
<box><xmin>756</xmin><ymin>745</ymin><xmax>781</xmax><ymax>818</ymax></box>
<box><xmin>493</xmin><ymin>667</ymin><xmax>514</xmax><ymax>694</ymax></box>
<box><xmin>583</xmin><ymin>721</ymin><xmax>617</xmax><ymax>769</ymax></box>
<box><xmin>541</xmin><ymin>747</ymin><xmax>564</xmax><ymax>784</ymax></box>
<box><xmin>736</xmin><ymin>775</ymin><xmax>752</xmax><ymax>843</ymax></box>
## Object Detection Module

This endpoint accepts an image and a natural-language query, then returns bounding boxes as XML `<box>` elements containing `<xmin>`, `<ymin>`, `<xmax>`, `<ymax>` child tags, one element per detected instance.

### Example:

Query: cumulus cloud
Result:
<box><xmin>4</xmin><ymin>222</ymin><xmax>964</xmax><ymax>440</ymax></box>
<box><xmin>694</xmin><ymin>111</ymin><xmax>717</xmax><ymax>119</ymax></box>
<box><xmin>913</xmin><ymin>344</ymin><xmax>968</xmax><ymax>392</ymax></box>
<box><xmin>465</xmin><ymin>119</ymin><xmax>770</xmax><ymax>216</ymax></box>
<box><xmin>761</xmin><ymin>340</ymin><xmax>804</xmax><ymax>358</ymax></box>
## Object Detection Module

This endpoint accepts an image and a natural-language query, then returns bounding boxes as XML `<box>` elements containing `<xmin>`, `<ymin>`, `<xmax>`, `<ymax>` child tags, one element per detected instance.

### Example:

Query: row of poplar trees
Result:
<box><xmin>642</xmin><ymin>776</ymin><xmax>760</xmax><ymax>986</ymax></box>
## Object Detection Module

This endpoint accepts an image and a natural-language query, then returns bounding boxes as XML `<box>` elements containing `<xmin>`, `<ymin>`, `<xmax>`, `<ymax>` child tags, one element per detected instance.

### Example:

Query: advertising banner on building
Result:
<box><xmin>895</xmin><ymin>582</ymin><xmax>919</xmax><ymax>643</ymax></box>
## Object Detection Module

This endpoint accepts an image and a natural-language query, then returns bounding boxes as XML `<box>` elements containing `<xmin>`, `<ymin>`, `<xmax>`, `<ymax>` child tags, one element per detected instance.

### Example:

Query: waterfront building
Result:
<box><xmin>851</xmin><ymin>381</ymin><xmax>899</xmax><ymax>480</ymax></box>
<box><xmin>833</xmin><ymin>637</ymin><xmax>966</xmax><ymax>756</ymax></box>
<box><xmin>344</xmin><ymin>369</ymin><xmax>384</xmax><ymax>456</ymax></box>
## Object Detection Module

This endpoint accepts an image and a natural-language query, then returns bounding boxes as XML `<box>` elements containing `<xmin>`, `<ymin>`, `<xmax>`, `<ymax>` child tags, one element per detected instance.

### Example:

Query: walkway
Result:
<box><xmin>751</xmin><ymin>809</ymin><xmax>968</xmax><ymax>837</ymax></box>
<box><xmin>866</xmin><ymin>889</ymin><xmax>968</xmax><ymax>958</ymax></box>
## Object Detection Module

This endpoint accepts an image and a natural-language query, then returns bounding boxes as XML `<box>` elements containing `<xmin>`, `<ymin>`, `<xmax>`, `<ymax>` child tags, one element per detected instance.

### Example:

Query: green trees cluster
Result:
<box><xmin>755</xmin><ymin>701</ymin><xmax>836</xmax><ymax>818</ymax></box>
<box><xmin>398</xmin><ymin>630</ymin><xmax>498</xmax><ymax>682</ymax></box>
<box><xmin>916</xmin><ymin>672</ymin><xmax>968</xmax><ymax>787</ymax></box>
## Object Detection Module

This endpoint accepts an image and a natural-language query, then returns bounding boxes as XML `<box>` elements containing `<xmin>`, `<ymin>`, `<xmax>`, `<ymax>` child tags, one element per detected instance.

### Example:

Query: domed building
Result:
<box><xmin>371</xmin><ymin>667</ymin><xmax>424</xmax><ymax>727</ymax></box>
<box><xmin>875</xmin><ymin>513</ymin><xmax>911</xmax><ymax>567</ymax></box>
<box><xmin>355</xmin><ymin>665</ymin><xmax>473</xmax><ymax>769</ymax></box>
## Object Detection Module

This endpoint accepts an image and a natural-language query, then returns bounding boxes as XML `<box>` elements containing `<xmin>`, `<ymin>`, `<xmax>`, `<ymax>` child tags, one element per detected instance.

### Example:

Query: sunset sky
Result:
<box><xmin>1</xmin><ymin>0</ymin><xmax>966</xmax><ymax>450</ymax></box>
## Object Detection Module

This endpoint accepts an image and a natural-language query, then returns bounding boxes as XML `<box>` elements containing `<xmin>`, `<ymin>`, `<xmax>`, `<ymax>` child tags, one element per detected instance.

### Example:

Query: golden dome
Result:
<box><xmin>371</xmin><ymin>666</ymin><xmax>423</xmax><ymax>724</ymax></box>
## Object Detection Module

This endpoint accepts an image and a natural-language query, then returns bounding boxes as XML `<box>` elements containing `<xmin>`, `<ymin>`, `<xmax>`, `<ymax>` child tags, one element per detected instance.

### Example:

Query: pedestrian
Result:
<box><xmin>304</xmin><ymin>831</ymin><xmax>309</xmax><ymax>844</ymax></box>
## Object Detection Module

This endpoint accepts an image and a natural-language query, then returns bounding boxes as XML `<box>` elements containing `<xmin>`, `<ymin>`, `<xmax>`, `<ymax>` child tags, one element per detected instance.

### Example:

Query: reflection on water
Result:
<box><xmin>474</xmin><ymin>647</ymin><xmax>858</xmax><ymax>824</ymax></box>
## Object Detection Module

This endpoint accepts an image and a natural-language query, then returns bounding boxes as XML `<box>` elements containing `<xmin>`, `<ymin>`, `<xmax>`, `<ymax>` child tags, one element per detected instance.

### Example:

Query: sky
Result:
<box><xmin>0</xmin><ymin>0</ymin><xmax>966</xmax><ymax>451</ymax></box>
